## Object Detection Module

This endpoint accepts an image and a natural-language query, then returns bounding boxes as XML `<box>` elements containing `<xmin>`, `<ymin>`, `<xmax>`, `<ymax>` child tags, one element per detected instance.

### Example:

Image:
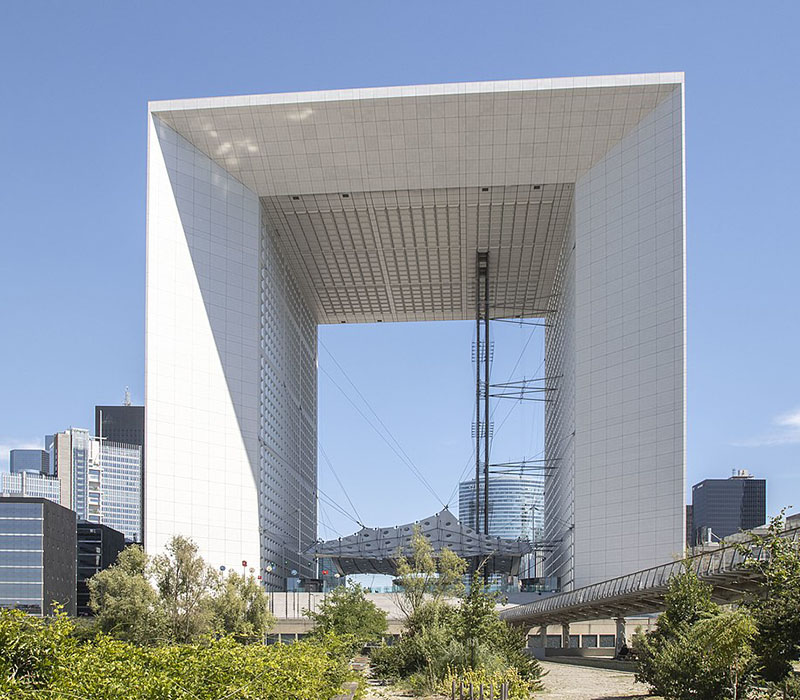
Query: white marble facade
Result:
<box><xmin>146</xmin><ymin>74</ymin><xmax>685</xmax><ymax>590</ymax></box>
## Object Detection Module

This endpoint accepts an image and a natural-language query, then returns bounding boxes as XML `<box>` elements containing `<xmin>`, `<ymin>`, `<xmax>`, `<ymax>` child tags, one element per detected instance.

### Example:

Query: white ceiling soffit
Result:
<box><xmin>263</xmin><ymin>183</ymin><xmax>573</xmax><ymax>324</ymax></box>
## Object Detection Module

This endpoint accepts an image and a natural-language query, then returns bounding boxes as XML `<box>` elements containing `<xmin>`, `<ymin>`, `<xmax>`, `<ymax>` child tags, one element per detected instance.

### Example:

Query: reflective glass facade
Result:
<box><xmin>9</xmin><ymin>449</ymin><xmax>49</xmax><ymax>475</ymax></box>
<box><xmin>691</xmin><ymin>475</ymin><xmax>766</xmax><ymax>545</ymax></box>
<box><xmin>459</xmin><ymin>475</ymin><xmax>544</xmax><ymax>541</ymax></box>
<box><xmin>0</xmin><ymin>498</ymin><xmax>76</xmax><ymax>616</ymax></box>
<box><xmin>96</xmin><ymin>442</ymin><xmax>142</xmax><ymax>542</ymax></box>
<box><xmin>0</xmin><ymin>501</ymin><xmax>43</xmax><ymax>614</ymax></box>
<box><xmin>49</xmin><ymin>429</ymin><xmax>142</xmax><ymax>542</ymax></box>
<box><xmin>0</xmin><ymin>472</ymin><xmax>60</xmax><ymax>503</ymax></box>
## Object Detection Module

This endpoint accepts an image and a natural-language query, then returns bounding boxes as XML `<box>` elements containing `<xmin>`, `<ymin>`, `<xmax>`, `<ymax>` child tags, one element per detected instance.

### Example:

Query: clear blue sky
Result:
<box><xmin>1</xmin><ymin>1</ymin><xmax>799</xmax><ymax>543</ymax></box>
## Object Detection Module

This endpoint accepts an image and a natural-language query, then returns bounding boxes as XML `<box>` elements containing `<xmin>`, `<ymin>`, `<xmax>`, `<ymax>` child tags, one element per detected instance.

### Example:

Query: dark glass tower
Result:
<box><xmin>95</xmin><ymin>405</ymin><xmax>144</xmax><ymax>448</ymax></box>
<box><xmin>76</xmin><ymin>521</ymin><xmax>125</xmax><ymax>616</ymax></box>
<box><xmin>691</xmin><ymin>470</ymin><xmax>766</xmax><ymax>545</ymax></box>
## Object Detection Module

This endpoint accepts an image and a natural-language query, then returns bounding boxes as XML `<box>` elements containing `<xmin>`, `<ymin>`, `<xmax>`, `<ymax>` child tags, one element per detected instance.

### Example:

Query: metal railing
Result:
<box><xmin>451</xmin><ymin>679</ymin><xmax>509</xmax><ymax>700</ymax></box>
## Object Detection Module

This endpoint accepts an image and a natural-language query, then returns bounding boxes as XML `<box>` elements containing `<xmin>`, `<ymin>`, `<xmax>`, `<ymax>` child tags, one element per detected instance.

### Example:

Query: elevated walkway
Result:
<box><xmin>501</xmin><ymin>526</ymin><xmax>798</xmax><ymax>627</ymax></box>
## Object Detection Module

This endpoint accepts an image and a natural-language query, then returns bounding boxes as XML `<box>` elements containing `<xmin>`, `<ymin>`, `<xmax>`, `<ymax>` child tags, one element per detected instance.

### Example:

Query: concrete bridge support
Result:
<box><xmin>539</xmin><ymin>625</ymin><xmax>548</xmax><ymax>649</ymax></box>
<box><xmin>615</xmin><ymin>617</ymin><xmax>627</xmax><ymax>653</ymax></box>
<box><xmin>561</xmin><ymin>622</ymin><xmax>570</xmax><ymax>648</ymax></box>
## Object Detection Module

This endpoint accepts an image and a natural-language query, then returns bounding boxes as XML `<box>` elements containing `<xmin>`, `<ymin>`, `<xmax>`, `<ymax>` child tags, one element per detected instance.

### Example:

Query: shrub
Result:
<box><xmin>371</xmin><ymin>579</ymin><xmax>542</xmax><ymax>695</ymax></box>
<box><xmin>0</xmin><ymin>608</ymin><xmax>348</xmax><ymax>700</ymax></box>
<box><xmin>635</xmin><ymin>568</ymin><xmax>757</xmax><ymax>700</ymax></box>
<box><xmin>737</xmin><ymin>513</ymin><xmax>800</xmax><ymax>682</ymax></box>
<box><xmin>305</xmin><ymin>582</ymin><xmax>387</xmax><ymax>654</ymax></box>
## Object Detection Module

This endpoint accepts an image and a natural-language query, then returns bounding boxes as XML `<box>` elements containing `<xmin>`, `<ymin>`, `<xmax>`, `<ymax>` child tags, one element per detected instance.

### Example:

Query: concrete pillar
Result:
<box><xmin>615</xmin><ymin>617</ymin><xmax>627</xmax><ymax>653</ymax></box>
<box><xmin>539</xmin><ymin>624</ymin><xmax>548</xmax><ymax>649</ymax></box>
<box><xmin>561</xmin><ymin>622</ymin><xmax>570</xmax><ymax>649</ymax></box>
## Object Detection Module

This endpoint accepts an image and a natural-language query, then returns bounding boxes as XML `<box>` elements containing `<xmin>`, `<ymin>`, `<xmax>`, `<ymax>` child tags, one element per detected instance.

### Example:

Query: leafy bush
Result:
<box><xmin>634</xmin><ymin>568</ymin><xmax>757</xmax><ymax>700</ymax></box>
<box><xmin>371</xmin><ymin>572</ymin><xmax>542</xmax><ymax>696</ymax></box>
<box><xmin>0</xmin><ymin>608</ymin><xmax>347</xmax><ymax>700</ymax></box>
<box><xmin>0</xmin><ymin>608</ymin><xmax>74</xmax><ymax>690</ymax></box>
<box><xmin>305</xmin><ymin>582</ymin><xmax>387</xmax><ymax>654</ymax></box>
<box><xmin>737</xmin><ymin>514</ymin><xmax>800</xmax><ymax>682</ymax></box>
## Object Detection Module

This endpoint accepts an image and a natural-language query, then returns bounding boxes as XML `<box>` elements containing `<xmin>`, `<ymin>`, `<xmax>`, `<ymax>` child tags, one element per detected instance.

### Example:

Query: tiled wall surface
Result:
<box><xmin>145</xmin><ymin>77</ymin><xmax>685</xmax><ymax>589</ymax></box>
<box><xmin>258</xmin><ymin>210</ymin><xmax>317</xmax><ymax>587</ymax></box>
<box><xmin>546</xmin><ymin>87</ymin><xmax>685</xmax><ymax>588</ymax></box>
<box><xmin>146</xmin><ymin>117</ymin><xmax>261</xmax><ymax>570</ymax></box>
<box><xmin>544</xmin><ymin>208</ymin><xmax>577</xmax><ymax>589</ymax></box>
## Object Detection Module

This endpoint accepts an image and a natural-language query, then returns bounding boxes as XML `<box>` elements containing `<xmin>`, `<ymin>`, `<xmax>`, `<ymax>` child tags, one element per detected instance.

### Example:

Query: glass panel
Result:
<box><xmin>0</xmin><ymin>551</ymin><xmax>42</xmax><ymax>566</ymax></box>
<box><xmin>0</xmin><ymin>582</ymin><xmax>41</xmax><ymax>597</ymax></box>
<box><xmin>0</xmin><ymin>601</ymin><xmax>41</xmax><ymax>614</ymax></box>
<box><xmin>0</xmin><ymin>520</ymin><xmax>43</xmax><ymax>535</ymax></box>
<box><xmin>0</xmin><ymin>567</ymin><xmax>42</xmax><ymax>583</ymax></box>
<box><xmin>0</xmin><ymin>535</ymin><xmax>42</xmax><ymax>549</ymax></box>
<box><xmin>581</xmin><ymin>635</ymin><xmax>598</xmax><ymax>648</ymax></box>
<box><xmin>599</xmin><ymin>634</ymin><xmax>616</xmax><ymax>648</ymax></box>
<box><xmin>0</xmin><ymin>504</ymin><xmax>42</xmax><ymax>518</ymax></box>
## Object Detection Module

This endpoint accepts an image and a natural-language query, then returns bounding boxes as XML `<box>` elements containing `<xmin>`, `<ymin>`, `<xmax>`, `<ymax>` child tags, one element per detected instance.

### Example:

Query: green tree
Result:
<box><xmin>635</xmin><ymin>566</ymin><xmax>718</xmax><ymax>694</ymax></box>
<box><xmin>394</xmin><ymin>526</ymin><xmax>468</xmax><ymax>619</ymax></box>
<box><xmin>306</xmin><ymin>582</ymin><xmax>388</xmax><ymax>651</ymax></box>
<box><xmin>635</xmin><ymin>567</ymin><xmax>757</xmax><ymax>700</ymax></box>
<box><xmin>211</xmin><ymin>571</ymin><xmax>275</xmax><ymax>642</ymax></box>
<box><xmin>88</xmin><ymin>544</ymin><xmax>166</xmax><ymax>644</ymax></box>
<box><xmin>455</xmin><ymin>575</ymin><xmax>540</xmax><ymax>682</ymax></box>
<box><xmin>737</xmin><ymin>513</ymin><xmax>800</xmax><ymax>682</ymax></box>
<box><xmin>151</xmin><ymin>535</ymin><xmax>219</xmax><ymax>643</ymax></box>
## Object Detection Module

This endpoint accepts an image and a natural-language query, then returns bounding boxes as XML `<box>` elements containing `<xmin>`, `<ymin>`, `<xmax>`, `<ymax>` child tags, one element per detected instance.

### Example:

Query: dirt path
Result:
<box><xmin>538</xmin><ymin>661</ymin><xmax>658</xmax><ymax>700</ymax></box>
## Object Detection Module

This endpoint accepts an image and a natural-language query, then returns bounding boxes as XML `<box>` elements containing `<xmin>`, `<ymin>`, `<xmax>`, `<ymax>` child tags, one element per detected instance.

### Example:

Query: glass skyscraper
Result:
<box><xmin>459</xmin><ymin>474</ymin><xmax>544</xmax><ymax>542</ymax></box>
<box><xmin>1</xmin><ymin>472</ymin><xmax>60</xmax><ymax>503</ymax></box>
<box><xmin>94</xmin><ymin>441</ymin><xmax>142</xmax><ymax>542</ymax></box>
<box><xmin>49</xmin><ymin>428</ymin><xmax>142</xmax><ymax>542</ymax></box>
<box><xmin>9</xmin><ymin>450</ymin><xmax>49</xmax><ymax>475</ymax></box>
<box><xmin>691</xmin><ymin>470</ymin><xmax>766</xmax><ymax>545</ymax></box>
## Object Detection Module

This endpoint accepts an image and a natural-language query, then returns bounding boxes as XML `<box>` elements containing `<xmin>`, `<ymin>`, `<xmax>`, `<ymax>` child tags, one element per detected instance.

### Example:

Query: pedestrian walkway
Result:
<box><xmin>538</xmin><ymin>660</ymin><xmax>657</xmax><ymax>699</ymax></box>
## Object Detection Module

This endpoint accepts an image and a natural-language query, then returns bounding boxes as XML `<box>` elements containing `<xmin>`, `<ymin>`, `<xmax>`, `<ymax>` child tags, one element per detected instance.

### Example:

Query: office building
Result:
<box><xmin>459</xmin><ymin>475</ymin><xmax>544</xmax><ymax>542</ymax></box>
<box><xmin>49</xmin><ymin>428</ymin><xmax>142</xmax><ymax>542</ymax></box>
<box><xmin>146</xmin><ymin>74</ymin><xmax>685</xmax><ymax>590</ymax></box>
<box><xmin>96</xmin><ymin>402</ymin><xmax>145</xmax><ymax>541</ymax></box>
<box><xmin>1</xmin><ymin>472</ymin><xmax>61</xmax><ymax>504</ymax></box>
<box><xmin>0</xmin><ymin>497</ymin><xmax>76</xmax><ymax>616</ymax></box>
<box><xmin>460</xmin><ymin>474</ymin><xmax>544</xmax><ymax>581</ymax></box>
<box><xmin>92</xmin><ymin>441</ymin><xmax>142</xmax><ymax>542</ymax></box>
<box><xmin>691</xmin><ymin>470</ymin><xmax>766</xmax><ymax>545</ymax></box>
<box><xmin>9</xmin><ymin>449</ymin><xmax>49</xmax><ymax>475</ymax></box>
<box><xmin>76</xmin><ymin>521</ymin><xmax>125</xmax><ymax>616</ymax></box>
<box><xmin>95</xmin><ymin>403</ymin><xmax>144</xmax><ymax>451</ymax></box>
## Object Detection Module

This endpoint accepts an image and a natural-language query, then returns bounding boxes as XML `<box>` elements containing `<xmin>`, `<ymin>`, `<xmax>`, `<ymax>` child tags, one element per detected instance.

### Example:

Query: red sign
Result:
<box><xmin>241</xmin><ymin>560</ymin><xmax>247</xmax><ymax>567</ymax></box>
<box><xmin>322</xmin><ymin>569</ymin><xmax>329</xmax><ymax>575</ymax></box>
